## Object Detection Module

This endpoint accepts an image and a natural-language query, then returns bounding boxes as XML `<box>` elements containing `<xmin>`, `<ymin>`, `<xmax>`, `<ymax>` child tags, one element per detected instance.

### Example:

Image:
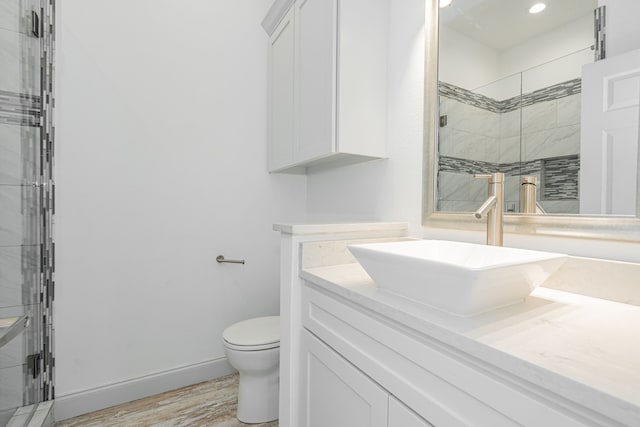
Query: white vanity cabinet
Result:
<box><xmin>388</xmin><ymin>398</ymin><xmax>434</xmax><ymax>427</ymax></box>
<box><xmin>301</xmin><ymin>330</ymin><xmax>388</xmax><ymax>427</ymax></box>
<box><xmin>264</xmin><ymin>0</ymin><xmax>388</xmax><ymax>173</ymax></box>
<box><xmin>301</xmin><ymin>329</ymin><xmax>433</xmax><ymax>427</ymax></box>
<box><xmin>300</xmin><ymin>280</ymin><xmax>613</xmax><ymax>427</ymax></box>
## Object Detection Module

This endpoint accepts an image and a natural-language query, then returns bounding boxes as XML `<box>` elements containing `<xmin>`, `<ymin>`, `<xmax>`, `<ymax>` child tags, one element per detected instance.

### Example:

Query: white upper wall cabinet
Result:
<box><xmin>264</xmin><ymin>0</ymin><xmax>389</xmax><ymax>173</ymax></box>
<box><xmin>268</xmin><ymin>8</ymin><xmax>296</xmax><ymax>171</ymax></box>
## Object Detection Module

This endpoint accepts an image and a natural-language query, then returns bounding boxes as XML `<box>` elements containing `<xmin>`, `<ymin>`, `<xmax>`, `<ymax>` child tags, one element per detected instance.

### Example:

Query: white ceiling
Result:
<box><xmin>440</xmin><ymin>0</ymin><xmax>597</xmax><ymax>51</ymax></box>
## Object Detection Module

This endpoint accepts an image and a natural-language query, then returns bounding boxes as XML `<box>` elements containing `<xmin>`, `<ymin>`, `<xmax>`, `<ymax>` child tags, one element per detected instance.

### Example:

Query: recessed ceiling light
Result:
<box><xmin>440</xmin><ymin>0</ymin><xmax>453</xmax><ymax>8</ymax></box>
<box><xmin>529</xmin><ymin>3</ymin><xmax>546</xmax><ymax>14</ymax></box>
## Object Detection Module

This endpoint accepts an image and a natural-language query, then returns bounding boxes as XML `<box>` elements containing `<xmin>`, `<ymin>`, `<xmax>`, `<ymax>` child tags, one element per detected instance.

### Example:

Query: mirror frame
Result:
<box><xmin>422</xmin><ymin>0</ymin><xmax>640</xmax><ymax>242</ymax></box>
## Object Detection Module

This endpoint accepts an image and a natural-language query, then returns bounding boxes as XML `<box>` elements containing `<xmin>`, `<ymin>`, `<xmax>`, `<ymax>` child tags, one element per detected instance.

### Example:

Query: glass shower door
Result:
<box><xmin>0</xmin><ymin>0</ymin><xmax>55</xmax><ymax>425</ymax></box>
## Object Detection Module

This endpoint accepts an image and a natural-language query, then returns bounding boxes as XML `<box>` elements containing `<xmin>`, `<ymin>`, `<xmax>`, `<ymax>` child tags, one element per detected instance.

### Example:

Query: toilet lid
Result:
<box><xmin>223</xmin><ymin>316</ymin><xmax>280</xmax><ymax>347</ymax></box>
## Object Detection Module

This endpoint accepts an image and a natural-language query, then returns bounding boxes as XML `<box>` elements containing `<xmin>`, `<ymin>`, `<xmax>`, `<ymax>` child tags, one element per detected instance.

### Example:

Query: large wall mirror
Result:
<box><xmin>423</xmin><ymin>0</ymin><xmax>640</xmax><ymax>241</ymax></box>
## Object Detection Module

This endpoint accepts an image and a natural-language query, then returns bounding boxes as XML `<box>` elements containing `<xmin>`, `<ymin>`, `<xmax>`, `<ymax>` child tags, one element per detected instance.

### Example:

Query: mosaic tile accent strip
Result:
<box><xmin>438</xmin><ymin>154</ymin><xmax>580</xmax><ymax>200</ymax></box>
<box><xmin>439</xmin><ymin>78</ymin><xmax>582</xmax><ymax>114</ymax></box>
<box><xmin>0</xmin><ymin>89</ymin><xmax>41</xmax><ymax>126</ymax></box>
<box><xmin>543</xmin><ymin>155</ymin><xmax>580</xmax><ymax>200</ymax></box>
<box><xmin>438</xmin><ymin>155</ymin><xmax>528</xmax><ymax>176</ymax></box>
<box><xmin>504</xmin><ymin>79</ymin><xmax>581</xmax><ymax>112</ymax></box>
<box><xmin>439</xmin><ymin>82</ymin><xmax>503</xmax><ymax>113</ymax></box>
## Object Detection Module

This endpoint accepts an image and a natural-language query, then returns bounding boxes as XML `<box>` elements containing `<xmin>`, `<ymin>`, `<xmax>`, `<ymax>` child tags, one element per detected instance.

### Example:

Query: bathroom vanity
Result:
<box><xmin>275</xmin><ymin>223</ymin><xmax>640</xmax><ymax>427</ymax></box>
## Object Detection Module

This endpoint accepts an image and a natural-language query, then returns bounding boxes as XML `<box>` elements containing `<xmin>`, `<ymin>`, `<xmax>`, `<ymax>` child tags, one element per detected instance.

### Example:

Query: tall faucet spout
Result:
<box><xmin>474</xmin><ymin>195</ymin><xmax>497</xmax><ymax>219</ymax></box>
<box><xmin>473</xmin><ymin>172</ymin><xmax>504</xmax><ymax>246</ymax></box>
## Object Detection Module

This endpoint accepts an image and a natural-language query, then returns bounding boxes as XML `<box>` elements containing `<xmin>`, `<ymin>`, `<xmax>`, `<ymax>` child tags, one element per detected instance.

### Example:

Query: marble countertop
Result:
<box><xmin>301</xmin><ymin>263</ymin><xmax>640</xmax><ymax>426</ymax></box>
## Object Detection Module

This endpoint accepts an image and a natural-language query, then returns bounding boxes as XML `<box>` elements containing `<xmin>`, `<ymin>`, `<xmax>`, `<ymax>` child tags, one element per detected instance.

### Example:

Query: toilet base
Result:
<box><xmin>224</xmin><ymin>345</ymin><xmax>280</xmax><ymax>424</ymax></box>
<box><xmin>237</xmin><ymin>369</ymin><xmax>279</xmax><ymax>423</ymax></box>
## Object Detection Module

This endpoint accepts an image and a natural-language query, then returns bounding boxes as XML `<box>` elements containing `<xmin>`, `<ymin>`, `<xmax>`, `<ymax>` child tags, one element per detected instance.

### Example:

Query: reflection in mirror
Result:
<box><xmin>435</xmin><ymin>0</ymin><xmax>639</xmax><ymax>216</ymax></box>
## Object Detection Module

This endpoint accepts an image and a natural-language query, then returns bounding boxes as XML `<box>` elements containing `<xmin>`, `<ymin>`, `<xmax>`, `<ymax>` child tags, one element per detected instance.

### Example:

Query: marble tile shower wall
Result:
<box><xmin>438</xmin><ymin>80</ymin><xmax>581</xmax><ymax>214</ymax></box>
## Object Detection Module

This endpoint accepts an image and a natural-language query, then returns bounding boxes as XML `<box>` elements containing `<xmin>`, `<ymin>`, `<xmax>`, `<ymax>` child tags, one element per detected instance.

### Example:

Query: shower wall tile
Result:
<box><xmin>504</xmin><ymin>175</ymin><xmax>522</xmax><ymax>204</ymax></box>
<box><xmin>439</xmin><ymin>96</ymin><xmax>451</xmax><ymax>115</ymax></box>
<box><xmin>0</xmin><ymin>245</ymin><xmax>39</xmax><ymax>308</ymax></box>
<box><xmin>0</xmin><ymin>28</ymin><xmax>40</xmax><ymax>96</ymax></box>
<box><xmin>439</xmin><ymin>79</ymin><xmax>582</xmax><ymax>212</ymax></box>
<box><xmin>0</xmin><ymin>365</ymin><xmax>24</xmax><ymax>415</ymax></box>
<box><xmin>485</xmin><ymin>135</ymin><xmax>499</xmax><ymax>163</ymax></box>
<box><xmin>557</xmin><ymin>94</ymin><xmax>581</xmax><ymax>127</ymax></box>
<box><xmin>0</xmin><ymin>90</ymin><xmax>41</xmax><ymax>126</ymax></box>
<box><xmin>439</xmin><ymin>129</ymin><xmax>472</xmax><ymax>159</ymax></box>
<box><xmin>438</xmin><ymin>200</ymin><xmax>482</xmax><ymax>213</ymax></box>
<box><xmin>523</xmin><ymin>125</ymin><xmax>580</xmax><ymax>161</ymax></box>
<box><xmin>469</xmin><ymin>177</ymin><xmax>488</xmax><ymax>202</ymax></box>
<box><xmin>439</xmin><ymin>82</ymin><xmax>502</xmax><ymax>113</ymax></box>
<box><xmin>543</xmin><ymin>155</ymin><xmax>580</xmax><ymax>200</ymax></box>
<box><xmin>539</xmin><ymin>200</ymin><xmax>579</xmax><ymax>214</ymax></box>
<box><xmin>499</xmin><ymin>136</ymin><xmax>520</xmax><ymax>163</ymax></box>
<box><xmin>0</xmin><ymin>0</ymin><xmax>20</xmax><ymax>33</ymax></box>
<box><xmin>439</xmin><ymin>171</ymin><xmax>470</xmax><ymax>201</ymax></box>
<box><xmin>500</xmin><ymin>109</ymin><xmax>521</xmax><ymax>139</ymax></box>
<box><xmin>0</xmin><ymin>304</ymin><xmax>38</xmax><ymax>368</ymax></box>
<box><xmin>446</xmin><ymin>100</ymin><xmax>500</xmax><ymax>139</ymax></box>
<box><xmin>0</xmin><ymin>185</ymin><xmax>40</xmax><ymax>246</ymax></box>
<box><xmin>437</xmin><ymin>126</ymin><xmax>453</xmax><ymax>156</ymax></box>
<box><xmin>441</xmin><ymin>78</ymin><xmax>581</xmax><ymax>114</ymax></box>
<box><xmin>521</xmin><ymin>100</ymin><xmax>558</xmax><ymax>135</ymax></box>
<box><xmin>0</xmin><ymin>0</ymin><xmax>39</xmax><ymax>34</ymax></box>
<box><xmin>0</xmin><ymin>124</ymin><xmax>39</xmax><ymax>185</ymax></box>
<box><xmin>440</xmin><ymin>129</ymin><xmax>500</xmax><ymax>163</ymax></box>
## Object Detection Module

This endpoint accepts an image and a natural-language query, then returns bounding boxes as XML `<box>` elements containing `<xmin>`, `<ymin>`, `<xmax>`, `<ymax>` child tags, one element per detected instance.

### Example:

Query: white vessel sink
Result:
<box><xmin>348</xmin><ymin>240</ymin><xmax>567</xmax><ymax>316</ymax></box>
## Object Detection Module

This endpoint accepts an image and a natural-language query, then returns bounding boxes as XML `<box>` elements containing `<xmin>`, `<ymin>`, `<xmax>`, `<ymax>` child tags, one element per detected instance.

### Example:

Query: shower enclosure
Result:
<box><xmin>0</xmin><ymin>0</ymin><xmax>55</xmax><ymax>425</ymax></box>
<box><xmin>437</xmin><ymin>47</ymin><xmax>590</xmax><ymax>215</ymax></box>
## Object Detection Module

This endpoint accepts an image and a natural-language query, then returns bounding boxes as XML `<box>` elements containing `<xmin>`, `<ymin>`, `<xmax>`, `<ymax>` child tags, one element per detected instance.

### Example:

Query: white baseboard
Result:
<box><xmin>54</xmin><ymin>357</ymin><xmax>235</xmax><ymax>422</ymax></box>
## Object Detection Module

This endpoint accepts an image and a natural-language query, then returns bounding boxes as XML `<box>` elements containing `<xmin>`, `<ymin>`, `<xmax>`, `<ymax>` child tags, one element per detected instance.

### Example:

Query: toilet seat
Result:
<box><xmin>224</xmin><ymin>341</ymin><xmax>279</xmax><ymax>351</ymax></box>
<box><xmin>223</xmin><ymin>316</ymin><xmax>280</xmax><ymax>351</ymax></box>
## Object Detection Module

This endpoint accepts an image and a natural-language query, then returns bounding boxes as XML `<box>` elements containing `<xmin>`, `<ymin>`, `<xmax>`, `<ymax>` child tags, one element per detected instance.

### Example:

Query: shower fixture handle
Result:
<box><xmin>216</xmin><ymin>255</ymin><xmax>245</xmax><ymax>264</ymax></box>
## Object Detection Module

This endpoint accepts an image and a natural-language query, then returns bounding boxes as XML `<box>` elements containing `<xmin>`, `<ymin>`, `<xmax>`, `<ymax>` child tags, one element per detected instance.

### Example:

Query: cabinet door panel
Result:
<box><xmin>294</xmin><ymin>0</ymin><xmax>337</xmax><ymax>162</ymax></box>
<box><xmin>389</xmin><ymin>397</ymin><xmax>434</xmax><ymax>427</ymax></box>
<box><xmin>301</xmin><ymin>330</ymin><xmax>388</xmax><ymax>427</ymax></box>
<box><xmin>268</xmin><ymin>8</ymin><xmax>295</xmax><ymax>171</ymax></box>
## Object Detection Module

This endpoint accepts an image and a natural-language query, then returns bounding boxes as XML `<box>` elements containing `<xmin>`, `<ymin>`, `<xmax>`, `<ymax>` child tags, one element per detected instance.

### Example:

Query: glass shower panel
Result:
<box><xmin>0</xmin><ymin>0</ymin><xmax>55</xmax><ymax>425</ymax></box>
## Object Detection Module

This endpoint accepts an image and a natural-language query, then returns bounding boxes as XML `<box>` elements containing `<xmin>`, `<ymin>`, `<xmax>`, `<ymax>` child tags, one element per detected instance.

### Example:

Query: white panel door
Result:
<box><xmin>294</xmin><ymin>0</ymin><xmax>337</xmax><ymax>163</ymax></box>
<box><xmin>268</xmin><ymin>8</ymin><xmax>295</xmax><ymax>171</ymax></box>
<box><xmin>388</xmin><ymin>397</ymin><xmax>435</xmax><ymax>427</ymax></box>
<box><xmin>301</xmin><ymin>330</ymin><xmax>388</xmax><ymax>427</ymax></box>
<box><xmin>580</xmin><ymin>49</ymin><xmax>640</xmax><ymax>214</ymax></box>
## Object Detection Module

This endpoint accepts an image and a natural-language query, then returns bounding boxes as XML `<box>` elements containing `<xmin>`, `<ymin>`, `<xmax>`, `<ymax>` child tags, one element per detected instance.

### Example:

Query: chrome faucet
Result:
<box><xmin>473</xmin><ymin>173</ymin><xmax>504</xmax><ymax>246</ymax></box>
<box><xmin>520</xmin><ymin>176</ymin><xmax>546</xmax><ymax>214</ymax></box>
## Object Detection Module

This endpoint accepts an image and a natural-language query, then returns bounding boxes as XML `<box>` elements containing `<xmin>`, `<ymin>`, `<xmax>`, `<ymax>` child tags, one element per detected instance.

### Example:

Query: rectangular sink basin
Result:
<box><xmin>348</xmin><ymin>240</ymin><xmax>567</xmax><ymax>316</ymax></box>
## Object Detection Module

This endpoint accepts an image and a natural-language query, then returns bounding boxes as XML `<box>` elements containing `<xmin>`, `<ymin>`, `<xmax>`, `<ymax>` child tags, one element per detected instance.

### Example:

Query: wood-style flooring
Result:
<box><xmin>55</xmin><ymin>374</ymin><xmax>278</xmax><ymax>427</ymax></box>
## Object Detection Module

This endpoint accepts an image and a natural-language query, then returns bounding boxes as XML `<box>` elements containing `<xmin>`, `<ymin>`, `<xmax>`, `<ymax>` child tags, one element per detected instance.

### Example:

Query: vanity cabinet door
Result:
<box><xmin>388</xmin><ymin>397</ymin><xmax>435</xmax><ymax>427</ymax></box>
<box><xmin>301</xmin><ymin>330</ymin><xmax>388</xmax><ymax>427</ymax></box>
<box><xmin>267</xmin><ymin>7</ymin><xmax>295</xmax><ymax>171</ymax></box>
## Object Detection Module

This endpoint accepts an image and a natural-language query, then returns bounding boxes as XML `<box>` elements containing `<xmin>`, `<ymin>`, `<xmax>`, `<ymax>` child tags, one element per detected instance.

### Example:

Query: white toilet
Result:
<box><xmin>223</xmin><ymin>316</ymin><xmax>280</xmax><ymax>424</ymax></box>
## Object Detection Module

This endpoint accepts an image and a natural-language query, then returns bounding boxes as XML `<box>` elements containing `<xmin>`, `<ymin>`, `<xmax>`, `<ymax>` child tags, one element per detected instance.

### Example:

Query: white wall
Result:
<box><xmin>438</xmin><ymin>25</ymin><xmax>499</xmax><ymax>91</ymax></box>
<box><xmin>498</xmin><ymin>13</ymin><xmax>594</xmax><ymax>90</ymax></box>
<box><xmin>55</xmin><ymin>0</ymin><xmax>306</xmax><ymax>418</ymax></box>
